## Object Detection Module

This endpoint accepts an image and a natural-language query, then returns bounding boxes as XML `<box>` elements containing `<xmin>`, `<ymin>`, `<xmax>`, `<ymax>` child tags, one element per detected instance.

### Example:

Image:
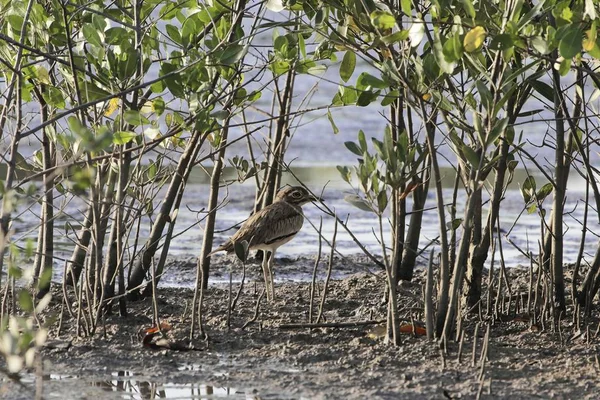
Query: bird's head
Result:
<box><xmin>276</xmin><ymin>185</ymin><xmax>320</xmax><ymax>206</ymax></box>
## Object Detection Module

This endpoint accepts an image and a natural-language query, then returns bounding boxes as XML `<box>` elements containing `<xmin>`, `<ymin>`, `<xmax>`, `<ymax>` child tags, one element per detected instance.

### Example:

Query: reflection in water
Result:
<box><xmin>48</xmin><ymin>371</ymin><xmax>259</xmax><ymax>399</ymax></box>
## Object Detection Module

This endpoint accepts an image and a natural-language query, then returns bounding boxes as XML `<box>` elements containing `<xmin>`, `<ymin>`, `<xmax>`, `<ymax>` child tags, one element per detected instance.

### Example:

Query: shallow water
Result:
<box><xmin>47</xmin><ymin>371</ymin><xmax>251</xmax><ymax>400</ymax></box>
<box><xmin>10</xmin><ymin>369</ymin><xmax>265</xmax><ymax>400</ymax></box>
<box><xmin>9</xmin><ymin>164</ymin><xmax>600</xmax><ymax>288</ymax></box>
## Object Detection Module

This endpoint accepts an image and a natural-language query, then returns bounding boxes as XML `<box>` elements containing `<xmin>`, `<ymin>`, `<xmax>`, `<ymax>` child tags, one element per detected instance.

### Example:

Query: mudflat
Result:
<box><xmin>2</xmin><ymin>259</ymin><xmax>599</xmax><ymax>399</ymax></box>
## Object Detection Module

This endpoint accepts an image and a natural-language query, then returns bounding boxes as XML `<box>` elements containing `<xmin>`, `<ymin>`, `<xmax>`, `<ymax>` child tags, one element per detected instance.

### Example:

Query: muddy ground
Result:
<box><xmin>1</xmin><ymin>256</ymin><xmax>600</xmax><ymax>399</ymax></box>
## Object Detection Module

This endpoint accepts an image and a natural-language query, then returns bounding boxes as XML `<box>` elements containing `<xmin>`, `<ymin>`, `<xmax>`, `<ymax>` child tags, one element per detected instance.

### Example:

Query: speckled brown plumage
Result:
<box><xmin>211</xmin><ymin>186</ymin><xmax>316</xmax><ymax>254</ymax></box>
<box><xmin>210</xmin><ymin>185</ymin><xmax>318</xmax><ymax>301</ymax></box>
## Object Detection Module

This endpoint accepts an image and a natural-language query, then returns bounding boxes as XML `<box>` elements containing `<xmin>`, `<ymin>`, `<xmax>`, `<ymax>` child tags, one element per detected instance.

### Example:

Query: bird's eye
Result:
<box><xmin>292</xmin><ymin>191</ymin><xmax>302</xmax><ymax>198</ymax></box>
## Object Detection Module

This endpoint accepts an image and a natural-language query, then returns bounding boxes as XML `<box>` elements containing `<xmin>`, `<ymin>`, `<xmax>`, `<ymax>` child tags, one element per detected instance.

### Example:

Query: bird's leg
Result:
<box><xmin>262</xmin><ymin>252</ymin><xmax>273</xmax><ymax>302</ymax></box>
<box><xmin>268</xmin><ymin>250</ymin><xmax>276</xmax><ymax>302</ymax></box>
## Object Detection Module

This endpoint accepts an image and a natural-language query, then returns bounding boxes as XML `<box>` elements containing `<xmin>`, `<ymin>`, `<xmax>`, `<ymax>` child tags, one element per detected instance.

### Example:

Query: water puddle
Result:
<box><xmin>42</xmin><ymin>370</ymin><xmax>258</xmax><ymax>400</ymax></box>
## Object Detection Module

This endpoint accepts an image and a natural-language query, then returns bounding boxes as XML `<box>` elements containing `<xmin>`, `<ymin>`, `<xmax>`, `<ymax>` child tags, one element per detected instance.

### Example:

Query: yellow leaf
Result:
<box><xmin>422</xmin><ymin>93</ymin><xmax>432</xmax><ymax>101</ymax></box>
<box><xmin>464</xmin><ymin>26</ymin><xmax>486</xmax><ymax>53</ymax></box>
<box><xmin>104</xmin><ymin>98</ymin><xmax>119</xmax><ymax>116</ymax></box>
<box><xmin>583</xmin><ymin>27</ymin><xmax>597</xmax><ymax>52</ymax></box>
<box><xmin>140</xmin><ymin>101</ymin><xmax>153</xmax><ymax>114</ymax></box>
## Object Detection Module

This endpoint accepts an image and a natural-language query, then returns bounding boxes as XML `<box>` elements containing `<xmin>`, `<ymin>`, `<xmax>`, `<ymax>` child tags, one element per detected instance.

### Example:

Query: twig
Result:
<box><xmin>309</xmin><ymin>217</ymin><xmax>323</xmax><ymax>323</ymax></box>
<box><xmin>317</xmin><ymin>217</ymin><xmax>337</xmax><ymax>323</ymax></box>
<box><xmin>472</xmin><ymin>322</ymin><xmax>481</xmax><ymax>367</ymax></box>
<box><xmin>439</xmin><ymin>338</ymin><xmax>446</xmax><ymax>371</ymax></box>
<box><xmin>457</xmin><ymin>329</ymin><xmax>465</xmax><ymax>364</ymax></box>
<box><xmin>230</xmin><ymin>261</ymin><xmax>246</xmax><ymax>313</ymax></box>
<box><xmin>227</xmin><ymin>267</ymin><xmax>232</xmax><ymax>331</ymax></box>
<box><xmin>279</xmin><ymin>320</ymin><xmax>386</xmax><ymax>330</ymax></box>
<box><xmin>150</xmin><ymin>259</ymin><xmax>161</xmax><ymax>333</ymax></box>
<box><xmin>242</xmin><ymin>289</ymin><xmax>265</xmax><ymax>330</ymax></box>
<box><xmin>425</xmin><ymin>249</ymin><xmax>434</xmax><ymax>341</ymax></box>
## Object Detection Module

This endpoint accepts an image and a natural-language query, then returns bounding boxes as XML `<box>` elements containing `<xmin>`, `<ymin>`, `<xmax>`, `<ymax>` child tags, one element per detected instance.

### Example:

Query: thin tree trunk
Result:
<box><xmin>391</xmin><ymin>97</ymin><xmax>407</xmax><ymax>281</ymax></box>
<box><xmin>200</xmin><ymin>117</ymin><xmax>231</xmax><ymax>289</ymax></box>
<box><xmin>65</xmin><ymin>162</ymin><xmax>111</xmax><ymax>285</ymax></box>
<box><xmin>549</xmin><ymin>61</ymin><xmax>566</xmax><ymax>312</ymax></box>
<box><xmin>34</xmin><ymin>91</ymin><xmax>55</xmax><ymax>297</ymax></box>
<box><xmin>0</xmin><ymin>0</ymin><xmax>35</xmax><ymax>286</ymax></box>
<box><xmin>101</xmin><ymin>146</ymin><xmax>131</xmax><ymax>303</ymax></box>
<box><xmin>127</xmin><ymin>130</ymin><xmax>206</xmax><ymax>297</ymax></box>
<box><xmin>262</xmin><ymin>70</ymin><xmax>294</xmax><ymax>208</ymax></box>
<box><xmin>420</xmin><ymin>105</ymin><xmax>450</xmax><ymax>338</ymax></box>
<box><xmin>398</xmin><ymin>175</ymin><xmax>429</xmax><ymax>281</ymax></box>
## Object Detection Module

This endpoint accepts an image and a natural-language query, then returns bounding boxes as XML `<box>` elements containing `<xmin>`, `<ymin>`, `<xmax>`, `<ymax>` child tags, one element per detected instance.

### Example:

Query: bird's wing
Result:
<box><xmin>230</xmin><ymin>202</ymin><xmax>304</xmax><ymax>248</ymax></box>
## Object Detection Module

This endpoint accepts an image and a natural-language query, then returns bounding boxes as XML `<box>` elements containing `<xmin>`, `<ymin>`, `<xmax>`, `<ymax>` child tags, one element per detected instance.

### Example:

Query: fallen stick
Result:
<box><xmin>278</xmin><ymin>319</ymin><xmax>387</xmax><ymax>330</ymax></box>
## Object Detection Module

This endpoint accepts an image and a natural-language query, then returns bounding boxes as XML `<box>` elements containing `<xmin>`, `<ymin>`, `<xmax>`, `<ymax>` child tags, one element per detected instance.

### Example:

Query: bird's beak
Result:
<box><xmin>310</xmin><ymin>194</ymin><xmax>323</xmax><ymax>202</ymax></box>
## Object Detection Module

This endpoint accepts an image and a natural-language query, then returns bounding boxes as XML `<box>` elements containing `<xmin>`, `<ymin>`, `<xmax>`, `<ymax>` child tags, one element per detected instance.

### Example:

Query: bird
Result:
<box><xmin>210</xmin><ymin>185</ymin><xmax>319</xmax><ymax>301</ymax></box>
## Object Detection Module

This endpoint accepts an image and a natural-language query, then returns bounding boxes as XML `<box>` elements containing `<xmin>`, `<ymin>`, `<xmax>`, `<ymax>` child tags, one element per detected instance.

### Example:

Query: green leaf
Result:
<box><xmin>18</xmin><ymin>290</ymin><xmax>33</xmax><ymax>312</ymax></box>
<box><xmin>531</xmin><ymin>36</ymin><xmax>549</xmax><ymax>54</ymax></box>
<box><xmin>219</xmin><ymin>44</ymin><xmax>247</xmax><ymax>65</ymax></box>
<box><xmin>446</xmin><ymin>218</ymin><xmax>463</xmax><ymax>231</ymax></box>
<box><xmin>181</xmin><ymin>17</ymin><xmax>197</xmax><ymax>45</ymax></box>
<box><xmin>518</xmin><ymin>0</ymin><xmax>546</xmax><ymax>30</ymax></box>
<box><xmin>370</xmin><ymin>10</ymin><xmax>396</xmax><ymax>30</ymax></box>
<box><xmin>461</xmin><ymin>0</ymin><xmax>476</xmax><ymax>19</ymax></box>
<box><xmin>340</xmin><ymin>51</ymin><xmax>356</xmax><ymax>83</ymax></box>
<box><xmin>78</xmin><ymin>80</ymin><xmax>111</xmax><ymax>102</ymax></box>
<box><xmin>358</xmin><ymin>130</ymin><xmax>367</xmax><ymax>152</ymax></box>
<box><xmin>210</xmin><ymin>110</ymin><xmax>230</xmax><ymax>120</ymax></box>
<box><xmin>345</xmin><ymin>141</ymin><xmax>362</xmax><ymax>156</ymax></box>
<box><xmin>443</xmin><ymin>34</ymin><xmax>463</xmax><ymax>62</ymax></box>
<box><xmin>377</xmin><ymin>190</ymin><xmax>388</xmax><ymax>211</ymax></box>
<box><xmin>344</xmin><ymin>194</ymin><xmax>374</xmax><ymax>212</ymax></box>
<box><xmin>530</xmin><ymin>80</ymin><xmax>554</xmax><ymax>103</ymax></box>
<box><xmin>356</xmin><ymin>72</ymin><xmax>387</xmax><ymax>90</ymax></box>
<box><xmin>490</xmin><ymin>34</ymin><xmax>514</xmax><ymax>51</ymax></box>
<box><xmin>327</xmin><ymin>110</ymin><xmax>339</xmax><ymax>134</ymax></box>
<box><xmin>381</xmin><ymin>90</ymin><xmax>399</xmax><ymax>106</ymax></box>
<box><xmin>382</xmin><ymin>30</ymin><xmax>409</xmax><ymax>45</ymax></box>
<box><xmin>487</xmin><ymin>117</ymin><xmax>508</xmax><ymax>147</ymax></box>
<box><xmin>433</xmin><ymin>29</ymin><xmax>455</xmax><ymax>74</ymax></box>
<box><xmin>166</xmin><ymin>24</ymin><xmax>181</xmax><ymax>44</ymax></box>
<box><xmin>123</xmin><ymin>110</ymin><xmax>149</xmax><ymax>126</ymax></box>
<box><xmin>536</xmin><ymin>183</ymin><xmax>553</xmax><ymax>201</ymax></box>
<box><xmin>401</xmin><ymin>0</ymin><xmax>411</xmax><ymax>15</ymax></box>
<box><xmin>584</xmin><ymin>23</ymin><xmax>597</xmax><ymax>51</ymax></box>
<box><xmin>113</xmin><ymin>131</ymin><xmax>137</xmax><ymax>145</ymax></box>
<box><xmin>476</xmin><ymin>81</ymin><xmax>493</xmax><ymax>110</ymax></box>
<box><xmin>337</xmin><ymin>165</ymin><xmax>351</xmax><ymax>183</ymax></box>
<box><xmin>462</xmin><ymin>145</ymin><xmax>479</xmax><ymax>167</ymax></box>
<box><xmin>82</xmin><ymin>25</ymin><xmax>103</xmax><ymax>48</ymax></box>
<box><xmin>105</xmin><ymin>27</ymin><xmax>129</xmax><ymax>45</ymax></box>
<box><xmin>152</xmin><ymin>98</ymin><xmax>165</xmax><ymax>116</ymax></box>
<box><xmin>558</xmin><ymin>57</ymin><xmax>571</xmax><ymax>76</ymax></box>
<box><xmin>38</xmin><ymin>268</ymin><xmax>54</xmax><ymax>293</ymax></box>
<box><xmin>357</xmin><ymin>90</ymin><xmax>379</xmax><ymax>107</ymax></box>
<box><xmin>521</xmin><ymin>175</ymin><xmax>536</xmax><ymax>203</ymax></box>
<box><xmin>42</xmin><ymin>86</ymin><xmax>65</xmax><ymax>109</ymax></box>
<box><xmin>559</xmin><ymin>27</ymin><xmax>583</xmax><ymax>59</ymax></box>
<box><xmin>340</xmin><ymin>86</ymin><xmax>358</xmax><ymax>105</ymax></box>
